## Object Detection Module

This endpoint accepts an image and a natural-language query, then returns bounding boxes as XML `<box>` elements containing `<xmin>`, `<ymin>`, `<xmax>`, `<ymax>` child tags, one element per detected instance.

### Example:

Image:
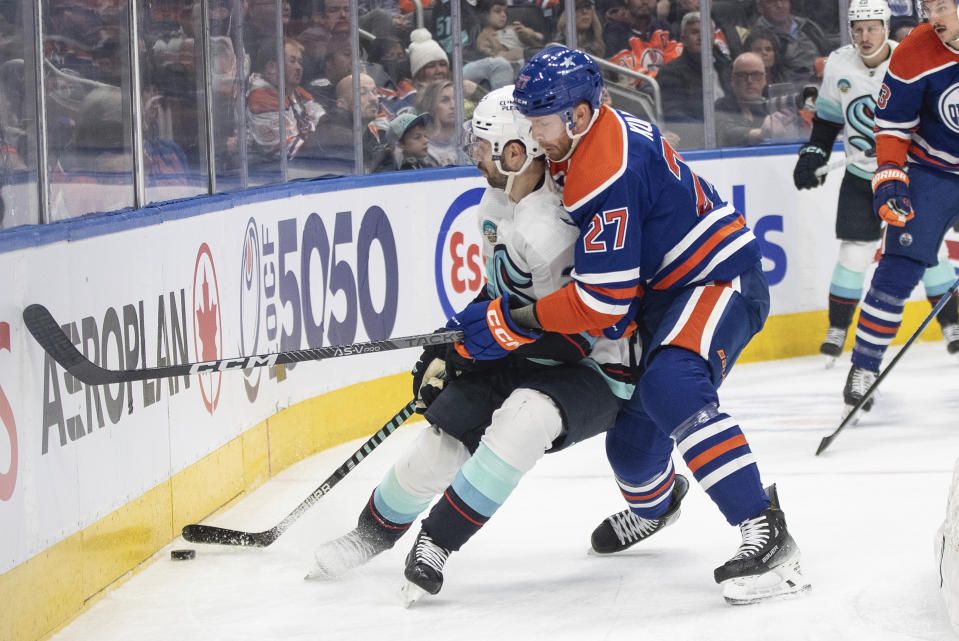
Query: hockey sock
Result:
<box><xmin>421</xmin><ymin>442</ymin><xmax>524</xmax><ymax>551</ymax></box>
<box><xmin>671</xmin><ymin>403</ymin><xmax>768</xmax><ymax>525</ymax></box>
<box><xmin>615</xmin><ymin>460</ymin><xmax>677</xmax><ymax>519</ymax></box>
<box><xmin>828</xmin><ymin>262</ymin><xmax>866</xmax><ymax>328</ymax></box>
<box><xmin>368</xmin><ymin>467</ymin><xmax>432</xmax><ymax>532</ymax></box>
<box><xmin>852</xmin><ymin>254</ymin><xmax>925</xmax><ymax>372</ymax></box>
<box><xmin>358</xmin><ymin>490</ymin><xmax>413</xmax><ymax>546</ymax></box>
<box><xmin>640</xmin><ymin>348</ymin><xmax>767</xmax><ymax>526</ymax></box>
<box><xmin>922</xmin><ymin>256</ymin><xmax>959</xmax><ymax>327</ymax></box>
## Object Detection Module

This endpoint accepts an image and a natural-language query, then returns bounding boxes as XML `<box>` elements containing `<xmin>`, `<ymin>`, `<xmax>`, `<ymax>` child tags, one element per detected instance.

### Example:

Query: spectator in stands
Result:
<box><xmin>476</xmin><ymin>0</ymin><xmax>545</xmax><ymax>65</ymax></box>
<box><xmin>406</xmin><ymin>28</ymin><xmax>484</xmax><ymax>112</ymax></box>
<box><xmin>891</xmin><ymin>16</ymin><xmax>918</xmax><ymax>41</ymax></box>
<box><xmin>605</xmin><ymin>0</ymin><xmax>679</xmax><ymax>78</ymax></box>
<box><xmin>430</xmin><ymin>0</ymin><xmax>515</xmax><ymax>89</ymax></box>
<box><xmin>558</xmin><ymin>0</ymin><xmax>606</xmax><ymax>58</ymax></box>
<box><xmin>749</xmin><ymin>0</ymin><xmax>830</xmax><ymax>85</ymax></box>
<box><xmin>247</xmin><ymin>37</ymin><xmax>326</xmax><ymax>160</ymax></box>
<box><xmin>290</xmin><ymin>0</ymin><xmax>350</xmax><ymax>70</ymax></box>
<box><xmin>656</xmin><ymin>12</ymin><xmax>731</xmax><ymax>149</ymax></box>
<box><xmin>715</xmin><ymin>51</ymin><xmax>769</xmax><ymax>146</ymax></box>
<box><xmin>377</xmin><ymin>111</ymin><xmax>439</xmax><ymax>172</ymax></box>
<box><xmin>359</xmin><ymin>8</ymin><xmax>414</xmax><ymax>43</ymax></box>
<box><xmin>597</xmin><ymin>0</ymin><xmax>631</xmax><ymax>30</ymax></box>
<box><xmin>743</xmin><ymin>27</ymin><xmax>787</xmax><ymax>85</ymax></box>
<box><xmin>416</xmin><ymin>79</ymin><xmax>465</xmax><ymax>166</ymax></box>
<box><xmin>45</xmin><ymin>0</ymin><xmax>101</xmax><ymax>79</ymax></box>
<box><xmin>315</xmin><ymin>72</ymin><xmax>389</xmax><ymax>173</ymax></box>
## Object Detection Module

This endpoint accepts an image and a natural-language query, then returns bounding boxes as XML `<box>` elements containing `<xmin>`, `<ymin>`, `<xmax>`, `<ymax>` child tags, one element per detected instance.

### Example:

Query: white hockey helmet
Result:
<box><xmin>466</xmin><ymin>85</ymin><xmax>542</xmax><ymax>177</ymax></box>
<box><xmin>848</xmin><ymin>0</ymin><xmax>890</xmax><ymax>58</ymax></box>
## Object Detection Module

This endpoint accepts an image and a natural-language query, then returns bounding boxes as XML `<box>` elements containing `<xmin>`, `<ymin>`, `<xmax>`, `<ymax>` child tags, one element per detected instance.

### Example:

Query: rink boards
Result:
<box><xmin>0</xmin><ymin>146</ymin><xmax>955</xmax><ymax>641</ymax></box>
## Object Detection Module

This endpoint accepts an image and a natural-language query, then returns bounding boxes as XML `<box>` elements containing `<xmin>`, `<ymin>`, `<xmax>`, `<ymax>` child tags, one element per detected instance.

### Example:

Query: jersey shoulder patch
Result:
<box><xmin>889</xmin><ymin>23</ymin><xmax>959</xmax><ymax>81</ymax></box>
<box><xmin>562</xmin><ymin>105</ymin><xmax>629</xmax><ymax>211</ymax></box>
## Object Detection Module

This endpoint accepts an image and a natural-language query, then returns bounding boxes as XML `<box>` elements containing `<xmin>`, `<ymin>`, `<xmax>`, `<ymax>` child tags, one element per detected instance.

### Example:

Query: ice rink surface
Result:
<box><xmin>50</xmin><ymin>342</ymin><xmax>959</xmax><ymax>641</ymax></box>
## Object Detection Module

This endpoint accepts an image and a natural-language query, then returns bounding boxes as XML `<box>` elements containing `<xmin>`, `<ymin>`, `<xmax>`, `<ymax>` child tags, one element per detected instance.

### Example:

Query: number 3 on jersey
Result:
<box><xmin>584</xmin><ymin>207</ymin><xmax>629</xmax><ymax>253</ymax></box>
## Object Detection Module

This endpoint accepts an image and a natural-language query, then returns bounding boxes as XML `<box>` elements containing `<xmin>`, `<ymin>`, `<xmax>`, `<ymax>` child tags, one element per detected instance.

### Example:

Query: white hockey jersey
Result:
<box><xmin>815</xmin><ymin>42</ymin><xmax>897</xmax><ymax>180</ymax></box>
<box><xmin>476</xmin><ymin>176</ymin><xmax>637</xmax><ymax>399</ymax></box>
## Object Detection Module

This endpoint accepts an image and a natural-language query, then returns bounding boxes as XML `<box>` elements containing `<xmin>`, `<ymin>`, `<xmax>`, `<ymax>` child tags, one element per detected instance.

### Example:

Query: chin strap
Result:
<box><xmin>553</xmin><ymin>105</ymin><xmax>602</xmax><ymax>163</ymax></box>
<box><xmin>856</xmin><ymin>37</ymin><xmax>890</xmax><ymax>62</ymax></box>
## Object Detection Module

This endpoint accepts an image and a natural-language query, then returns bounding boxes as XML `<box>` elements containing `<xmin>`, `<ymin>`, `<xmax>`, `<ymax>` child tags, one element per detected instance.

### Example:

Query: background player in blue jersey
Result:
<box><xmin>841</xmin><ymin>0</ymin><xmax>959</xmax><ymax>418</ymax></box>
<box><xmin>793</xmin><ymin>0</ymin><xmax>959</xmax><ymax>368</ymax></box>
<box><xmin>445</xmin><ymin>46</ymin><xmax>810</xmax><ymax>604</ymax></box>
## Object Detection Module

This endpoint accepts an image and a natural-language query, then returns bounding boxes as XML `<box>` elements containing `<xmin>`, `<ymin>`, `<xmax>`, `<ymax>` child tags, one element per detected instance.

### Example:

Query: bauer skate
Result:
<box><xmin>819</xmin><ymin>327</ymin><xmax>846</xmax><ymax>369</ymax></box>
<box><xmin>942</xmin><ymin>324</ymin><xmax>959</xmax><ymax>358</ymax></box>
<box><xmin>714</xmin><ymin>484</ymin><xmax>811</xmax><ymax>605</ymax></box>
<box><xmin>590</xmin><ymin>475</ymin><xmax>689</xmax><ymax>554</ymax></box>
<box><xmin>841</xmin><ymin>365</ymin><xmax>877</xmax><ymax>422</ymax></box>
<box><xmin>401</xmin><ymin>529</ymin><xmax>451</xmax><ymax>607</ymax></box>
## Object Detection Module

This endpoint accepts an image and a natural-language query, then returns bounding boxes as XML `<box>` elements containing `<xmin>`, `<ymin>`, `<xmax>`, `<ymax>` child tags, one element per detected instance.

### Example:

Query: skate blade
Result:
<box><xmin>400</xmin><ymin>580</ymin><xmax>430</xmax><ymax>608</ymax></box>
<box><xmin>824</xmin><ymin>354</ymin><xmax>838</xmax><ymax>369</ymax></box>
<box><xmin>721</xmin><ymin>559</ymin><xmax>812</xmax><ymax>605</ymax></box>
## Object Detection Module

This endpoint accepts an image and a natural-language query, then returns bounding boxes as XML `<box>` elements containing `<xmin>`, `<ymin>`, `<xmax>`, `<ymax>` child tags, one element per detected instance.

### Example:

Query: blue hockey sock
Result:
<box><xmin>852</xmin><ymin>255</ymin><xmax>925</xmax><ymax>372</ymax></box>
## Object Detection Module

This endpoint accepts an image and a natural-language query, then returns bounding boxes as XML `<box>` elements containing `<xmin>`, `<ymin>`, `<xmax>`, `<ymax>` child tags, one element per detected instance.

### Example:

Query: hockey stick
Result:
<box><xmin>814</xmin><ymin>148</ymin><xmax>876</xmax><ymax>178</ymax></box>
<box><xmin>181</xmin><ymin>400</ymin><xmax>417</xmax><ymax>546</ymax></box>
<box><xmin>22</xmin><ymin>303</ymin><xmax>463</xmax><ymax>385</ymax></box>
<box><xmin>816</xmin><ymin>275</ymin><xmax>959</xmax><ymax>455</ymax></box>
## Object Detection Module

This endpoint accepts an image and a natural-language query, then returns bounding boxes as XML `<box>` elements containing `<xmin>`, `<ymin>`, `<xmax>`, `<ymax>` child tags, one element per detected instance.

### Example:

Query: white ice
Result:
<box><xmin>50</xmin><ymin>342</ymin><xmax>959</xmax><ymax>641</ymax></box>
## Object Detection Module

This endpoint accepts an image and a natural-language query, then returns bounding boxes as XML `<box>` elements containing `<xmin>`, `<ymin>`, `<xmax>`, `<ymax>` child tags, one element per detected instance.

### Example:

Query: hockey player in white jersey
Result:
<box><xmin>307</xmin><ymin>86</ymin><xmax>643</xmax><ymax>605</ymax></box>
<box><xmin>793</xmin><ymin>0</ymin><xmax>959</xmax><ymax>369</ymax></box>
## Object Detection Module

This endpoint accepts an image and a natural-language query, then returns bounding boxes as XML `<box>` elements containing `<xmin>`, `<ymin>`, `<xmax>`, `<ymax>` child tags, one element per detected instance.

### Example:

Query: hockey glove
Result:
<box><xmin>792</xmin><ymin>143</ymin><xmax>828</xmax><ymax>190</ymax></box>
<box><xmin>447</xmin><ymin>296</ymin><xmax>541</xmax><ymax>360</ymax></box>
<box><xmin>872</xmin><ymin>163</ymin><xmax>913</xmax><ymax>227</ymax></box>
<box><xmin>411</xmin><ymin>335</ymin><xmax>451</xmax><ymax>413</ymax></box>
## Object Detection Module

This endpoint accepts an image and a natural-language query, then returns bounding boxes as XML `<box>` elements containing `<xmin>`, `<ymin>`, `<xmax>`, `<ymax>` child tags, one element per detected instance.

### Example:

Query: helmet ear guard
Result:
<box><xmin>468</xmin><ymin>85</ymin><xmax>542</xmax><ymax>178</ymax></box>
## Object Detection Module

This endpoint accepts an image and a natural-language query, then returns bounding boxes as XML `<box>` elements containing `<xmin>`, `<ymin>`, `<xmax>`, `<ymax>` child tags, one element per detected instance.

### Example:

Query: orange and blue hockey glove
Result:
<box><xmin>446</xmin><ymin>296</ymin><xmax>541</xmax><ymax>360</ymax></box>
<box><xmin>872</xmin><ymin>163</ymin><xmax>913</xmax><ymax>227</ymax></box>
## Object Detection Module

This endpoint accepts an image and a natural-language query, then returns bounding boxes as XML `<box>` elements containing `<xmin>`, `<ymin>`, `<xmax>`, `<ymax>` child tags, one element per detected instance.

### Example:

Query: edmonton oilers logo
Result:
<box><xmin>938</xmin><ymin>84</ymin><xmax>959</xmax><ymax>134</ymax></box>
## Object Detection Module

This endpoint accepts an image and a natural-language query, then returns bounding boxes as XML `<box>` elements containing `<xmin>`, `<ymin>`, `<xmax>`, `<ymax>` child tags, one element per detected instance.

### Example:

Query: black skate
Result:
<box><xmin>819</xmin><ymin>327</ymin><xmax>846</xmax><ymax>369</ymax></box>
<box><xmin>842</xmin><ymin>365</ymin><xmax>877</xmax><ymax>421</ymax></box>
<box><xmin>590</xmin><ymin>475</ymin><xmax>689</xmax><ymax>554</ymax></box>
<box><xmin>714</xmin><ymin>484</ymin><xmax>811</xmax><ymax>605</ymax></box>
<box><xmin>942</xmin><ymin>324</ymin><xmax>959</xmax><ymax>357</ymax></box>
<box><xmin>401</xmin><ymin>529</ymin><xmax>452</xmax><ymax>607</ymax></box>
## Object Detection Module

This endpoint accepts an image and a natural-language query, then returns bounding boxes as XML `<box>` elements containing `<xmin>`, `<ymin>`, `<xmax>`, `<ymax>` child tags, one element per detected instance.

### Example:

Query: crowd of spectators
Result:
<box><xmin>0</xmin><ymin>0</ymin><xmax>911</xmax><ymax>222</ymax></box>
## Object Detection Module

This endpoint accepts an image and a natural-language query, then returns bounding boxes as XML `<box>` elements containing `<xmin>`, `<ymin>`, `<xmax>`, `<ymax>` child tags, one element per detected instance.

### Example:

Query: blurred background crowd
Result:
<box><xmin>0</xmin><ymin>0</ymin><xmax>919</xmax><ymax>226</ymax></box>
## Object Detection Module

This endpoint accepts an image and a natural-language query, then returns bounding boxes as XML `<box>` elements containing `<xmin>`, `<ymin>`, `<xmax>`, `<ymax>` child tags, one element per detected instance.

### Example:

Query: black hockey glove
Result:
<box><xmin>411</xmin><ymin>329</ymin><xmax>449</xmax><ymax>413</ymax></box>
<box><xmin>793</xmin><ymin>144</ymin><xmax>829</xmax><ymax>190</ymax></box>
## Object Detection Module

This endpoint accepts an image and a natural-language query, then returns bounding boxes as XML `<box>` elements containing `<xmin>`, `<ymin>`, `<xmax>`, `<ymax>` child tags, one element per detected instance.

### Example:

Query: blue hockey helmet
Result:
<box><xmin>513</xmin><ymin>46</ymin><xmax>603</xmax><ymax>121</ymax></box>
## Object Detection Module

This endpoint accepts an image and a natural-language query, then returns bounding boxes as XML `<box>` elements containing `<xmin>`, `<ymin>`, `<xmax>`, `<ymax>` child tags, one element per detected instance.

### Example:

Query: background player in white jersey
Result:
<box><xmin>307</xmin><ymin>87</ymin><xmax>638</xmax><ymax>605</ymax></box>
<box><xmin>841</xmin><ymin>0</ymin><xmax>959</xmax><ymax>416</ymax></box>
<box><xmin>793</xmin><ymin>0</ymin><xmax>959</xmax><ymax>368</ymax></box>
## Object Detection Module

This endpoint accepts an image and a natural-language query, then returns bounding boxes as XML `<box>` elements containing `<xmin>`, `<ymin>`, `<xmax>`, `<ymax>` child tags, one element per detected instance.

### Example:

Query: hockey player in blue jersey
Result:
<box><xmin>841</xmin><ymin>0</ymin><xmax>959</xmax><ymax>417</ymax></box>
<box><xmin>793</xmin><ymin>0</ymin><xmax>959</xmax><ymax>369</ymax></box>
<box><xmin>307</xmin><ymin>87</ymin><xmax>637</xmax><ymax>604</ymax></box>
<box><xmin>444</xmin><ymin>46</ymin><xmax>810</xmax><ymax>604</ymax></box>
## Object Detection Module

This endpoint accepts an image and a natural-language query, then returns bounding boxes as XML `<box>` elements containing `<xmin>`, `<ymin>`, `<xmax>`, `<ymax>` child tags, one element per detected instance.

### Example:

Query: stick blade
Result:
<box><xmin>181</xmin><ymin>523</ymin><xmax>275</xmax><ymax>547</ymax></box>
<box><xmin>22</xmin><ymin>304</ymin><xmax>120</xmax><ymax>385</ymax></box>
<box><xmin>815</xmin><ymin>434</ymin><xmax>834</xmax><ymax>456</ymax></box>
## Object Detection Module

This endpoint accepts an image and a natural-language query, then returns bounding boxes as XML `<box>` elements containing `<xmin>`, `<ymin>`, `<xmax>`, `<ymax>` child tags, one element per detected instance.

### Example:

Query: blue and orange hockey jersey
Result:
<box><xmin>534</xmin><ymin>104</ymin><xmax>762</xmax><ymax>335</ymax></box>
<box><xmin>874</xmin><ymin>23</ymin><xmax>959</xmax><ymax>173</ymax></box>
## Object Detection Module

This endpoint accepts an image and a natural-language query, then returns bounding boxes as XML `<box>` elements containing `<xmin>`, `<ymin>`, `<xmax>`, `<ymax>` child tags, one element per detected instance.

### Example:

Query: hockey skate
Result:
<box><xmin>819</xmin><ymin>327</ymin><xmax>846</xmax><ymax>369</ymax></box>
<box><xmin>942</xmin><ymin>324</ymin><xmax>959</xmax><ymax>357</ymax></box>
<box><xmin>714</xmin><ymin>484</ymin><xmax>810</xmax><ymax>605</ymax></box>
<box><xmin>590</xmin><ymin>475</ymin><xmax>689</xmax><ymax>554</ymax></box>
<box><xmin>842</xmin><ymin>365</ymin><xmax>877</xmax><ymax>421</ymax></box>
<box><xmin>306</xmin><ymin>528</ymin><xmax>392</xmax><ymax>580</ymax></box>
<box><xmin>400</xmin><ymin>529</ymin><xmax>451</xmax><ymax>607</ymax></box>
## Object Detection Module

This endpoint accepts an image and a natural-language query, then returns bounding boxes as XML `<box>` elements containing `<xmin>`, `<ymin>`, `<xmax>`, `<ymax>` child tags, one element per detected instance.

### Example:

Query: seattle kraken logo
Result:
<box><xmin>938</xmin><ymin>84</ymin><xmax>959</xmax><ymax>134</ymax></box>
<box><xmin>845</xmin><ymin>95</ymin><xmax>876</xmax><ymax>155</ymax></box>
<box><xmin>488</xmin><ymin>245</ymin><xmax>535</xmax><ymax>305</ymax></box>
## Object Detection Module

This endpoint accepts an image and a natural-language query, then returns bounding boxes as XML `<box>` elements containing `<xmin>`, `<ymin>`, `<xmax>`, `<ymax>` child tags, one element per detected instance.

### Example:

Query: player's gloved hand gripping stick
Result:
<box><xmin>872</xmin><ymin>163</ymin><xmax>914</xmax><ymax>226</ymax></box>
<box><xmin>448</xmin><ymin>296</ymin><xmax>541</xmax><ymax>360</ymax></box>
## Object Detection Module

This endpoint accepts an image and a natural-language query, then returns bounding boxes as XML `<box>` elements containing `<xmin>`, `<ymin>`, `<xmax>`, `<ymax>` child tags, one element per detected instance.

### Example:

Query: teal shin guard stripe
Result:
<box><xmin>372</xmin><ymin>467</ymin><xmax>431</xmax><ymax>525</ymax></box>
<box><xmin>922</xmin><ymin>257</ymin><xmax>957</xmax><ymax>296</ymax></box>
<box><xmin>457</xmin><ymin>443</ymin><xmax>524</xmax><ymax>513</ymax></box>
<box><xmin>830</xmin><ymin>263</ymin><xmax>866</xmax><ymax>300</ymax></box>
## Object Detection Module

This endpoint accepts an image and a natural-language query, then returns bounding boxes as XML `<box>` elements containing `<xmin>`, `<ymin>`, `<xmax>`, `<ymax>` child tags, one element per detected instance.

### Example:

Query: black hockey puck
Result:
<box><xmin>171</xmin><ymin>548</ymin><xmax>196</xmax><ymax>561</ymax></box>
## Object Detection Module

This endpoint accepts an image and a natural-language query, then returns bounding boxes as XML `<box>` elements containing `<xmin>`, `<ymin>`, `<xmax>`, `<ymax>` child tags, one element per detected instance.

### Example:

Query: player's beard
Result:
<box><xmin>478</xmin><ymin>158</ymin><xmax>509</xmax><ymax>190</ymax></box>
